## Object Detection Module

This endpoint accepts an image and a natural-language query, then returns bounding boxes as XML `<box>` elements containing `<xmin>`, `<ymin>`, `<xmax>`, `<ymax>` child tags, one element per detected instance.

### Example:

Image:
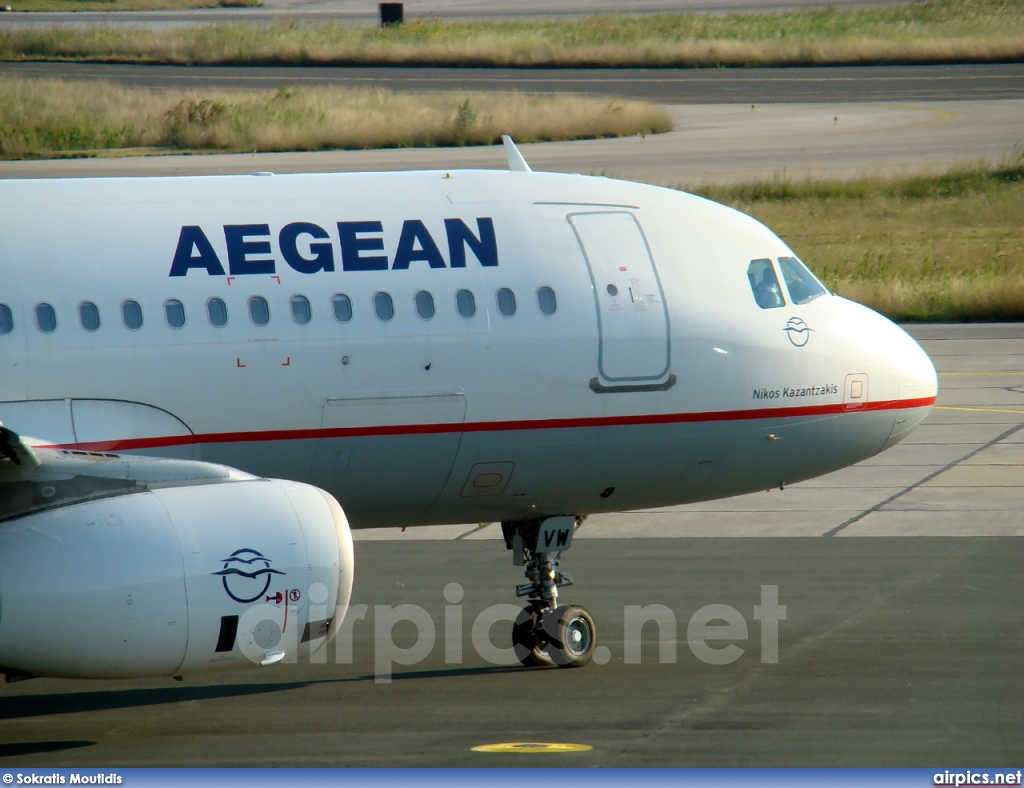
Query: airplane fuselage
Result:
<box><xmin>0</xmin><ymin>169</ymin><xmax>936</xmax><ymax>529</ymax></box>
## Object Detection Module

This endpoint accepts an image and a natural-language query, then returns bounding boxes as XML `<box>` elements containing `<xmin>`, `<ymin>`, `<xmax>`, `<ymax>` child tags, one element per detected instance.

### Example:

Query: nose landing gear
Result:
<box><xmin>502</xmin><ymin>517</ymin><xmax>597</xmax><ymax>668</ymax></box>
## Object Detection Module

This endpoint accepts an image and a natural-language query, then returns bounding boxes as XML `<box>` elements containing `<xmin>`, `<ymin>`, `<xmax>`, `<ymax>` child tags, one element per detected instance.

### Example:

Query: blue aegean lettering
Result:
<box><xmin>168</xmin><ymin>218</ymin><xmax>498</xmax><ymax>276</ymax></box>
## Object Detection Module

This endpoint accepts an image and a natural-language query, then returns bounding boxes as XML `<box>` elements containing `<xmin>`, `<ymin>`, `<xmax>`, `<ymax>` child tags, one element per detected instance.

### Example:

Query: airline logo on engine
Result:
<box><xmin>169</xmin><ymin>218</ymin><xmax>498</xmax><ymax>277</ymax></box>
<box><xmin>213</xmin><ymin>548</ymin><xmax>286</xmax><ymax>603</ymax></box>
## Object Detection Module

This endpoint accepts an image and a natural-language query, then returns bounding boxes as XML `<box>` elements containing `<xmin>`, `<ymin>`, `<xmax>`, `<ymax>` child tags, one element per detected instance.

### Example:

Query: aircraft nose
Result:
<box><xmin>839</xmin><ymin>297</ymin><xmax>937</xmax><ymax>404</ymax></box>
<box><xmin>851</xmin><ymin>304</ymin><xmax>937</xmax><ymax>450</ymax></box>
<box><xmin>825</xmin><ymin>297</ymin><xmax>937</xmax><ymax>451</ymax></box>
<box><xmin>897</xmin><ymin>327</ymin><xmax>938</xmax><ymax>405</ymax></box>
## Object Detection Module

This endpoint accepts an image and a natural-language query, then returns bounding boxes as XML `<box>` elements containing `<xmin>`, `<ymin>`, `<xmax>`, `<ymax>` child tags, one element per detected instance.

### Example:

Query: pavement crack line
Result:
<box><xmin>822</xmin><ymin>421</ymin><xmax>1024</xmax><ymax>537</ymax></box>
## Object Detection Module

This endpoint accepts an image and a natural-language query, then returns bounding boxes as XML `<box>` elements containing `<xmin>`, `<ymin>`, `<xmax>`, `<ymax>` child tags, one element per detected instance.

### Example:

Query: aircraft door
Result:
<box><xmin>569</xmin><ymin>212</ymin><xmax>672</xmax><ymax>390</ymax></box>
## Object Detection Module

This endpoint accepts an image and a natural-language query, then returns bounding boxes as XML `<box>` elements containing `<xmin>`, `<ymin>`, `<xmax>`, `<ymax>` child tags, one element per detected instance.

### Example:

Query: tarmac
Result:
<box><xmin>5</xmin><ymin>62</ymin><xmax>1023</xmax><ymax>103</ymax></box>
<box><xmin>1</xmin><ymin>323</ymin><xmax>1021</xmax><ymax>767</ymax></box>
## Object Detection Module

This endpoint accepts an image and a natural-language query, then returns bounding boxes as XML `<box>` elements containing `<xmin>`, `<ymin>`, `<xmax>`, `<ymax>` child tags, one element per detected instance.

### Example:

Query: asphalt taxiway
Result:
<box><xmin>4</xmin><ymin>63</ymin><xmax>1023</xmax><ymax>103</ymax></box>
<box><xmin>1</xmin><ymin>323</ymin><xmax>1021</xmax><ymax>767</ymax></box>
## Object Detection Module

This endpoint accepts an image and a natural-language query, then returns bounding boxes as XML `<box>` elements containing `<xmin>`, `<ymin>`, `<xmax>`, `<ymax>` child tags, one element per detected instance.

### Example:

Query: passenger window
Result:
<box><xmin>0</xmin><ymin>303</ymin><xmax>14</xmax><ymax>334</ymax></box>
<box><xmin>537</xmin><ymin>286</ymin><xmax>557</xmax><ymax>316</ymax></box>
<box><xmin>249</xmin><ymin>296</ymin><xmax>270</xmax><ymax>326</ymax></box>
<box><xmin>496</xmin><ymin>287</ymin><xmax>516</xmax><ymax>317</ymax></box>
<box><xmin>374</xmin><ymin>292</ymin><xmax>394</xmax><ymax>322</ymax></box>
<box><xmin>79</xmin><ymin>301</ymin><xmax>100</xmax><ymax>332</ymax></box>
<box><xmin>291</xmin><ymin>294</ymin><xmax>312</xmax><ymax>325</ymax></box>
<box><xmin>747</xmin><ymin>259</ymin><xmax>784</xmax><ymax>310</ymax></box>
<box><xmin>35</xmin><ymin>303</ymin><xmax>57</xmax><ymax>333</ymax></box>
<box><xmin>164</xmin><ymin>299</ymin><xmax>186</xmax><ymax>329</ymax></box>
<box><xmin>122</xmin><ymin>299</ymin><xmax>143</xmax><ymax>330</ymax></box>
<box><xmin>332</xmin><ymin>293</ymin><xmax>353</xmax><ymax>323</ymax></box>
<box><xmin>456</xmin><ymin>289</ymin><xmax>476</xmax><ymax>318</ymax></box>
<box><xmin>207</xmin><ymin>297</ymin><xmax>228</xmax><ymax>327</ymax></box>
<box><xmin>415</xmin><ymin>290</ymin><xmax>435</xmax><ymax>320</ymax></box>
<box><xmin>778</xmin><ymin>256</ymin><xmax>827</xmax><ymax>305</ymax></box>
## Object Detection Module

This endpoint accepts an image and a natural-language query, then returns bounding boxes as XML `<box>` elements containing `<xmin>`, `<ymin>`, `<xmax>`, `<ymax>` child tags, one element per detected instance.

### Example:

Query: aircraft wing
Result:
<box><xmin>0</xmin><ymin>424</ymin><xmax>41</xmax><ymax>483</ymax></box>
<box><xmin>0</xmin><ymin>418</ymin><xmax>258</xmax><ymax>523</ymax></box>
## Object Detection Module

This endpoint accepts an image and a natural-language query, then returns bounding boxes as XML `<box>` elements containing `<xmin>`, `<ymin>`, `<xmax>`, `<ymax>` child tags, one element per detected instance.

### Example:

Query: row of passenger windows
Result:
<box><xmin>0</xmin><ymin>287</ymin><xmax>558</xmax><ymax>335</ymax></box>
<box><xmin>746</xmin><ymin>256</ymin><xmax>827</xmax><ymax>310</ymax></box>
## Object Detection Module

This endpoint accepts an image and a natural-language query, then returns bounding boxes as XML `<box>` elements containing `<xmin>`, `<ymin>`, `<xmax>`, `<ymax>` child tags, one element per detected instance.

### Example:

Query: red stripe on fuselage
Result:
<box><xmin>40</xmin><ymin>397</ymin><xmax>936</xmax><ymax>453</ymax></box>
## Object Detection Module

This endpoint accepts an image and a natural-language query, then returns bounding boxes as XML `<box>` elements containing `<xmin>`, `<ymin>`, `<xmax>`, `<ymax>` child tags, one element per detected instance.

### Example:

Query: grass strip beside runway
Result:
<box><xmin>0</xmin><ymin>78</ymin><xmax>670</xmax><ymax>157</ymax></box>
<box><xmin>698</xmin><ymin>160</ymin><xmax>1024</xmax><ymax>321</ymax></box>
<box><xmin>1</xmin><ymin>0</ymin><xmax>1022</xmax><ymax>67</ymax></box>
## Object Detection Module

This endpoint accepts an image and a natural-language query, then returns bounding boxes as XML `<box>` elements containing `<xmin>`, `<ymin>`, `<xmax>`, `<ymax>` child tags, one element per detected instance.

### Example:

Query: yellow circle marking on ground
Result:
<box><xmin>472</xmin><ymin>742</ymin><xmax>592</xmax><ymax>753</ymax></box>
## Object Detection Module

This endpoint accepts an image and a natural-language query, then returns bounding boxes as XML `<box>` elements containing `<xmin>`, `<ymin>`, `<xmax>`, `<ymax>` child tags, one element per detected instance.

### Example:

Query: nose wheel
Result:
<box><xmin>512</xmin><ymin>602</ymin><xmax>596</xmax><ymax>668</ymax></box>
<box><xmin>503</xmin><ymin>518</ymin><xmax>597</xmax><ymax>669</ymax></box>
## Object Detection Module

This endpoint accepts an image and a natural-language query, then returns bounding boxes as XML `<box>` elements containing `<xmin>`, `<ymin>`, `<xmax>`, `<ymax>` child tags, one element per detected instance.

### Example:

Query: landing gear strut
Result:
<box><xmin>502</xmin><ymin>517</ymin><xmax>596</xmax><ymax>668</ymax></box>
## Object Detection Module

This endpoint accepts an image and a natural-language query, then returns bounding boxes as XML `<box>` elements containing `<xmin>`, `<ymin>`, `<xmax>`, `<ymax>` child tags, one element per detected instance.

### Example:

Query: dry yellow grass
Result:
<box><xmin>1</xmin><ymin>0</ymin><xmax>1022</xmax><ymax>66</ymax></box>
<box><xmin>697</xmin><ymin>163</ymin><xmax>1024</xmax><ymax>321</ymax></box>
<box><xmin>0</xmin><ymin>78</ymin><xmax>670</xmax><ymax>158</ymax></box>
<box><xmin>835</xmin><ymin>274</ymin><xmax>1024</xmax><ymax>320</ymax></box>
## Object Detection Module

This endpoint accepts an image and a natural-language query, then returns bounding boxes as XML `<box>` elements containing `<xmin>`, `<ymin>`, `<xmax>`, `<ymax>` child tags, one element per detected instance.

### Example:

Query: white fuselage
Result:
<box><xmin>0</xmin><ymin>169</ymin><xmax>937</xmax><ymax>528</ymax></box>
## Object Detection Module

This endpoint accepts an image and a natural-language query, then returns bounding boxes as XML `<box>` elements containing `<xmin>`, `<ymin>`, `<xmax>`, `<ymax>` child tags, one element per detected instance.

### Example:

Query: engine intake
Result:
<box><xmin>0</xmin><ymin>477</ymin><xmax>354</xmax><ymax>680</ymax></box>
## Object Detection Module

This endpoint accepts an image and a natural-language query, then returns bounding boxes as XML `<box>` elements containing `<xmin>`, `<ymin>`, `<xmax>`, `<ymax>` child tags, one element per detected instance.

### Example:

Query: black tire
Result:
<box><xmin>545</xmin><ymin>604</ymin><xmax>596</xmax><ymax>668</ymax></box>
<box><xmin>512</xmin><ymin>603</ymin><xmax>555</xmax><ymax>667</ymax></box>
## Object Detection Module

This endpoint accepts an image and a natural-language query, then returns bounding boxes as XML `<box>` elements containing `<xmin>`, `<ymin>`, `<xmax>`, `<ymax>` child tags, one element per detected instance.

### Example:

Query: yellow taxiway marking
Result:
<box><xmin>472</xmin><ymin>742</ymin><xmax>593</xmax><ymax>753</ymax></box>
<box><xmin>934</xmin><ymin>406</ymin><xmax>1024</xmax><ymax>414</ymax></box>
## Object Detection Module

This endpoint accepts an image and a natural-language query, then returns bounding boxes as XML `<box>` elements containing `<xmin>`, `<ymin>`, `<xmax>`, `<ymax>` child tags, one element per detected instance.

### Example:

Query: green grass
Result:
<box><xmin>1</xmin><ymin>0</ymin><xmax>1022</xmax><ymax>66</ymax></box>
<box><xmin>0</xmin><ymin>77</ymin><xmax>670</xmax><ymax>158</ymax></box>
<box><xmin>693</xmin><ymin>158</ymin><xmax>1024</xmax><ymax>321</ymax></box>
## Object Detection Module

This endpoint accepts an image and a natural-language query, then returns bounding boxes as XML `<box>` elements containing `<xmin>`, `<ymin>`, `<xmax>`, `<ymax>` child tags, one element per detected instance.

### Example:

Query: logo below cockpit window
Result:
<box><xmin>784</xmin><ymin>317</ymin><xmax>812</xmax><ymax>347</ymax></box>
<box><xmin>213</xmin><ymin>548</ymin><xmax>287</xmax><ymax>603</ymax></box>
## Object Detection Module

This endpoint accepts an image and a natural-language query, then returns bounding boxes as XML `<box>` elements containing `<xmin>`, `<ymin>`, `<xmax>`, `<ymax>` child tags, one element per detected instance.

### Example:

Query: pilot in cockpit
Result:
<box><xmin>747</xmin><ymin>258</ymin><xmax>785</xmax><ymax>309</ymax></box>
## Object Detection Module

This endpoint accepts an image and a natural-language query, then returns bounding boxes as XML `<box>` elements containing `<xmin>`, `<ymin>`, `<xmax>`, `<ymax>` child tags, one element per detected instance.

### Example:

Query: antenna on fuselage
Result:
<box><xmin>502</xmin><ymin>135</ymin><xmax>532</xmax><ymax>173</ymax></box>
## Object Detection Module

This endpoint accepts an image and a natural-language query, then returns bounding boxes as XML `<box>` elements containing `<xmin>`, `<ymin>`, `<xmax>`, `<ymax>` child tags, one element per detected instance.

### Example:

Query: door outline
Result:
<box><xmin>568</xmin><ymin>211</ymin><xmax>673</xmax><ymax>390</ymax></box>
<box><xmin>316</xmin><ymin>387</ymin><xmax>468</xmax><ymax>516</ymax></box>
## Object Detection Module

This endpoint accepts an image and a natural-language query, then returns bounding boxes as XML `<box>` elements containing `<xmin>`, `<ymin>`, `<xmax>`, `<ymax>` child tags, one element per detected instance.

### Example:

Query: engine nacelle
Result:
<box><xmin>0</xmin><ymin>478</ymin><xmax>354</xmax><ymax>680</ymax></box>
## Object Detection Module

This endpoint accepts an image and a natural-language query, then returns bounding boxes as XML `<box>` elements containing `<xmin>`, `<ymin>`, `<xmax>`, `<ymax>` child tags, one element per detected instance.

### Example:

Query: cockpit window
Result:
<box><xmin>747</xmin><ymin>258</ymin><xmax>784</xmax><ymax>310</ymax></box>
<box><xmin>778</xmin><ymin>256</ymin><xmax>827</xmax><ymax>305</ymax></box>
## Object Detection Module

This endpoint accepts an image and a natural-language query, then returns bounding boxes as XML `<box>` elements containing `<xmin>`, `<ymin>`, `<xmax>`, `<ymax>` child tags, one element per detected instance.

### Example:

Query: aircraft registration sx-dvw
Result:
<box><xmin>0</xmin><ymin>138</ymin><xmax>937</xmax><ymax>680</ymax></box>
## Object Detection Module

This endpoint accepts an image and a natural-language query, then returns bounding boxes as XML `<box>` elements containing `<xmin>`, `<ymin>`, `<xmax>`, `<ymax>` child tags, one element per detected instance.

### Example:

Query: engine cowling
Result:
<box><xmin>0</xmin><ymin>478</ymin><xmax>354</xmax><ymax>680</ymax></box>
